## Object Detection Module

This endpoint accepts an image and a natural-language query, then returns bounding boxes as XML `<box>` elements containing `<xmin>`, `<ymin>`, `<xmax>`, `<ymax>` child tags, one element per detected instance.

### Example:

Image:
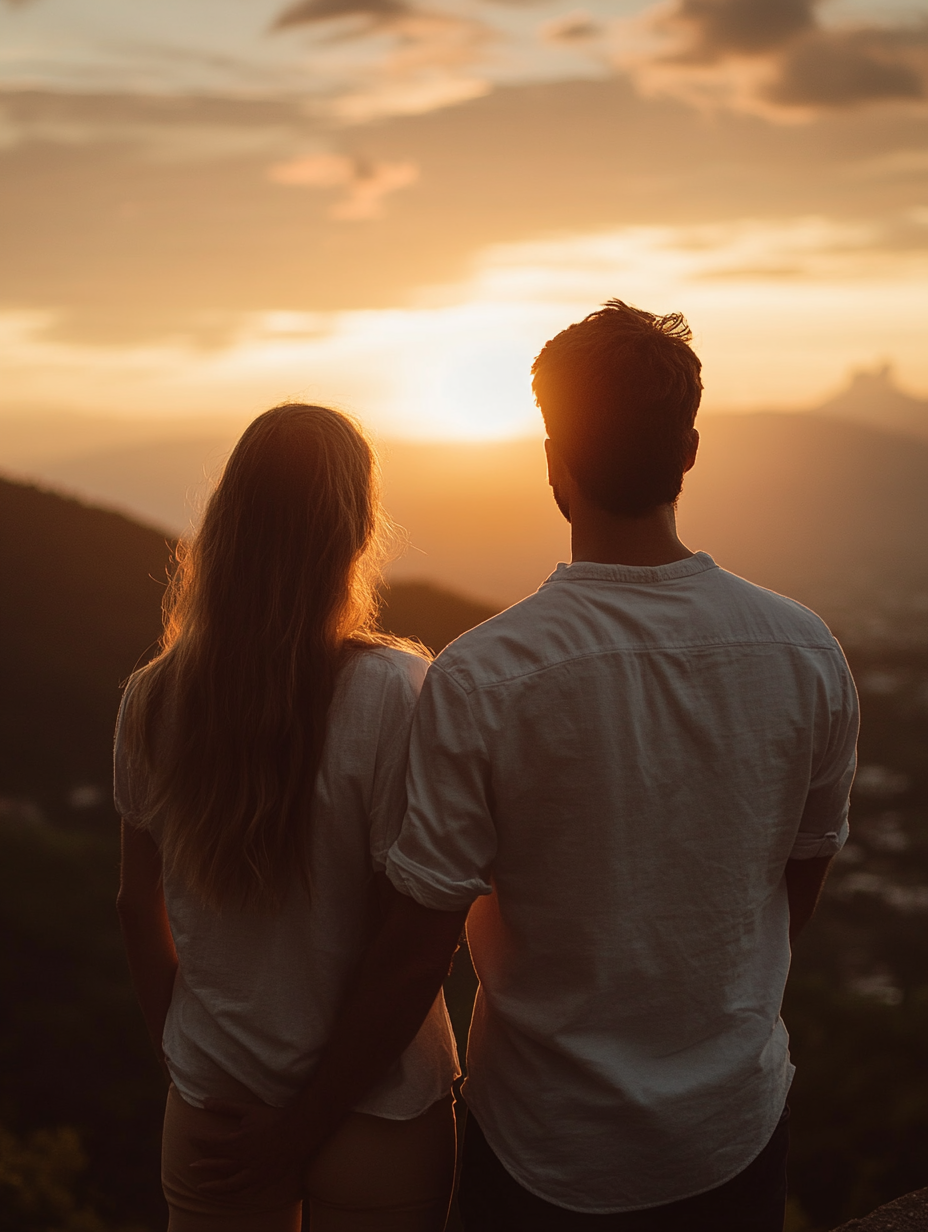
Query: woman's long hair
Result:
<box><xmin>122</xmin><ymin>404</ymin><xmax>416</xmax><ymax>913</ymax></box>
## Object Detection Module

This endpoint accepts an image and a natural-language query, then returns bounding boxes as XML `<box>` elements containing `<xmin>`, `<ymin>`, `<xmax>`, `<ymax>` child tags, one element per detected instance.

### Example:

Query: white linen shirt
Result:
<box><xmin>115</xmin><ymin>645</ymin><xmax>459</xmax><ymax>1118</ymax></box>
<box><xmin>386</xmin><ymin>553</ymin><xmax>857</xmax><ymax>1213</ymax></box>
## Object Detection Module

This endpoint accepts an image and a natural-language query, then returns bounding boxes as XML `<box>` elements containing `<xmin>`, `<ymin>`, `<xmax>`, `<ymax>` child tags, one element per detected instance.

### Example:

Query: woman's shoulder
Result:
<box><xmin>343</xmin><ymin>641</ymin><xmax>431</xmax><ymax>695</ymax></box>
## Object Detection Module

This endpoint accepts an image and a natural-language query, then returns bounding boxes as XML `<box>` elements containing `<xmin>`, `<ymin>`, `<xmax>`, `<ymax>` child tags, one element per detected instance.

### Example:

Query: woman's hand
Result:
<box><xmin>190</xmin><ymin>1099</ymin><xmax>319</xmax><ymax>1196</ymax></box>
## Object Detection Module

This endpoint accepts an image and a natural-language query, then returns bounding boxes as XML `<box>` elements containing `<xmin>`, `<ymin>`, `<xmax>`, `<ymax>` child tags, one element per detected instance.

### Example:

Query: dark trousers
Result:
<box><xmin>458</xmin><ymin>1106</ymin><xmax>789</xmax><ymax>1232</ymax></box>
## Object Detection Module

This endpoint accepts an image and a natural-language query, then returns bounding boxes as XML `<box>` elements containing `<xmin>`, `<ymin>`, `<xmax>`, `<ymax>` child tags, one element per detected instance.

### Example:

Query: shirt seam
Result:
<box><xmin>429</xmin><ymin>664</ymin><xmax>496</xmax><ymax>761</ymax></box>
<box><xmin>545</xmin><ymin>556</ymin><xmax>718</xmax><ymax>586</ymax></box>
<box><xmin>437</xmin><ymin>639</ymin><xmax>846</xmax><ymax>695</ymax></box>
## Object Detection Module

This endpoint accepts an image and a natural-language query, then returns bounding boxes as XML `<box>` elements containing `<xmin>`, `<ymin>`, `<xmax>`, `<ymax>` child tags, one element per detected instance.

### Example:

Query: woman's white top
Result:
<box><xmin>114</xmin><ymin>645</ymin><xmax>459</xmax><ymax>1116</ymax></box>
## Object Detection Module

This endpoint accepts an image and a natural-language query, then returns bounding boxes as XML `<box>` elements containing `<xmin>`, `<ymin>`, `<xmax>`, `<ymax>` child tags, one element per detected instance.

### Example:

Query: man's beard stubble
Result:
<box><xmin>551</xmin><ymin>481</ymin><xmax>571</xmax><ymax>524</ymax></box>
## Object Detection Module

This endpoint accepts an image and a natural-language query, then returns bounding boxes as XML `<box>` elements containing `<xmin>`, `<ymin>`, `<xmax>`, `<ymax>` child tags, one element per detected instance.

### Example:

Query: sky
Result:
<box><xmin>1</xmin><ymin>0</ymin><xmax>927</xmax><ymax>439</ymax></box>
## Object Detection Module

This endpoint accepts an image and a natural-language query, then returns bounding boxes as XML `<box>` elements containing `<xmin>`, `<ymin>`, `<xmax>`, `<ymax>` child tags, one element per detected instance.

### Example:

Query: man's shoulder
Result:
<box><xmin>708</xmin><ymin>567</ymin><xmax>839</xmax><ymax>648</ymax></box>
<box><xmin>430</xmin><ymin>561</ymin><xmax>845</xmax><ymax>696</ymax></box>
<box><xmin>431</xmin><ymin>588</ymin><xmax>555</xmax><ymax>693</ymax></box>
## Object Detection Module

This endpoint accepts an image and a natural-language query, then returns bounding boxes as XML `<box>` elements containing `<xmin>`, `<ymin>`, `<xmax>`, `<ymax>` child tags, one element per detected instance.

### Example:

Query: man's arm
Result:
<box><xmin>116</xmin><ymin>822</ymin><xmax>177</xmax><ymax>1080</ymax></box>
<box><xmin>194</xmin><ymin>880</ymin><xmax>468</xmax><ymax>1194</ymax></box>
<box><xmin>785</xmin><ymin>855</ymin><xmax>833</xmax><ymax>942</ymax></box>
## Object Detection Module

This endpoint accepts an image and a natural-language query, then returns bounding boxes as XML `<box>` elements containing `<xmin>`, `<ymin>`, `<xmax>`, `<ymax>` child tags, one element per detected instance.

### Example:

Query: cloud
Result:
<box><xmin>325</xmin><ymin>9</ymin><xmax>495</xmax><ymax>120</ymax></box>
<box><xmin>766</xmin><ymin>27</ymin><xmax>926</xmax><ymax>108</ymax></box>
<box><xmin>663</xmin><ymin>0</ymin><xmax>815</xmax><ymax>60</ymax></box>
<box><xmin>541</xmin><ymin>10</ymin><xmax>606</xmax><ymax>46</ymax></box>
<box><xmin>0</xmin><ymin>0</ymin><xmax>500</xmax><ymax>122</ymax></box>
<box><xmin>0</xmin><ymin>93</ymin><xmax>311</xmax><ymax>162</ymax></box>
<box><xmin>620</xmin><ymin>0</ymin><xmax>928</xmax><ymax>115</ymax></box>
<box><xmin>268</xmin><ymin>151</ymin><xmax>419</xmax><ymax>218</ymax></box>
<box><xmin>270</xmin><ymin>0</ymin><xmax>495</xmax><ymax>119</ymax></box>
<box><xmin>3</xmin><ymin>217</ymin><xmax>926</xmax><ymax>444</ymax></box>
<box><xmin>273</xmin><ymin>0</ymin><xmax>412</xmax><ymax>34</ymax></box>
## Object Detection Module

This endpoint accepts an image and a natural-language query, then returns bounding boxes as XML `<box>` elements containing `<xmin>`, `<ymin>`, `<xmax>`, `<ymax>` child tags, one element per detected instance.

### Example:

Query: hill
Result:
<box><xmin>677</xmin><ymin>413</ymin><xmax>928</xmax><ymax>632</ymax></box>
<box><xmin>23</xmin><ymin>433</ymin><xmax>568</xmax><ymax>607</ymax></box>
<box><xmin>5</xmin><ymin>399</ymin><xmax>928</xmax><ymax>618</ymax></box>
<box><xmin>0</xmin><ymin>475</ymin><xmax>496</xmax><ymax>825</ymax></box>
<box><xmin>0</xmin><ymin>480</ymin><xmax>170</xmax><ymax>813</ymax></box>
<box><xmin>814</xmin><ymin>365</ymin><xmax>928</xmax><ymax>442</ymax></box>
<box><xmin>33</xmin><ymin>435</ymin><xmax>233</xmax><ymax>534</ymax></box>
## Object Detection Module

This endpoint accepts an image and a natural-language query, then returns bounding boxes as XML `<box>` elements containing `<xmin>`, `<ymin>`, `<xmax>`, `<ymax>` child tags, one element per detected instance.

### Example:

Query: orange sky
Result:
<box><xmin>1</xmin><ymin>0</ymin><xmax>927</xmax><ymax>438</ymax></box>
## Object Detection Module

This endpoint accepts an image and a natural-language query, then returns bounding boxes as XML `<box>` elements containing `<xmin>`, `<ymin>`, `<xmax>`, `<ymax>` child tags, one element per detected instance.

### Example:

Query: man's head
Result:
<box><xmin>532</xmin><ymin>300</ymin><xmax>703</xmax><ymax>519</ymax></box>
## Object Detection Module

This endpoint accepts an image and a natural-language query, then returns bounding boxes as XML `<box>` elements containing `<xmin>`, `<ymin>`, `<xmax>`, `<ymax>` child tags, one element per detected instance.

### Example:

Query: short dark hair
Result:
<box><xmin>531</xmin><ymin>300</ymin><xmax>703</xmax><ymax>516</ymax></box>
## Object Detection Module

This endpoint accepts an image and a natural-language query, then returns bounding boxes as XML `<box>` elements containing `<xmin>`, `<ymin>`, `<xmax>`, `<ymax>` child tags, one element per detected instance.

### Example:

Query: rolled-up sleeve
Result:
<box><xmin>386</xmin><ymin>664</ymin><xmax>496</xmax><ymax>912</ymax></box>
<box><xmin>790</xmin><ymin>648</ymin><xmax>859</xmax><ymax>860</ymax></box>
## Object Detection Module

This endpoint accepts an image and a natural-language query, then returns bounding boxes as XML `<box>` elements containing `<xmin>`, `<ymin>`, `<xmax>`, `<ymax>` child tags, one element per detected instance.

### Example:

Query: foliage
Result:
<box><xmin>0</xmin><ymin>1119</ymin><xmax>144</xmax><ymax>1232</ymax></box>
<box><xmin>784</xmin><ymin>982</ymin><xmax>928</xmax><ymax>1228</ymax></box>
<box><xmin>0</xmin><ymin>820</ymin><xmax>167</xmax><ymax>1229</ymax></box>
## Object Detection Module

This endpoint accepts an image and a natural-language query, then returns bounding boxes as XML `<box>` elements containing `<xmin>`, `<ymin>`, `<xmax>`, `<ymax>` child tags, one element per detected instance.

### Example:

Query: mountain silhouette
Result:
<box><xmin>0</xmin><ymin>479</ymin><xmax>170</xmax><ymax>810</ymax></box>
<box><xmin>678</xmin><ymin>412</ymin><xmax>928</xmax><ymax>612</ymax></box>
<box><xmin>814</xmin><ymin>365</ymin><xmax>928</xmax><ymax>441</ymax></box>
<box><xmin>0</xmin><ymin>477</ymin><xmax>496</xmax><ymax>820</ymax></box>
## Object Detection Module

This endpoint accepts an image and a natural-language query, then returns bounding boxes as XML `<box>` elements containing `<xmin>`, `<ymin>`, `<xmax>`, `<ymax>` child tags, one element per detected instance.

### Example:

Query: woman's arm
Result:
<box><xmin>116</xmin><ymin>821</ymin><xmax>177</xmax><ymax>1079</ymax></box>
<box><xmin>785</xmin><ymin>855</ymin><xmax>833</xmax><ymax>941</ymax></box>
<box><xmin>192</xmin><ymin>881</ymin><xmax>467</xmax><ymax>1194</ymax></box>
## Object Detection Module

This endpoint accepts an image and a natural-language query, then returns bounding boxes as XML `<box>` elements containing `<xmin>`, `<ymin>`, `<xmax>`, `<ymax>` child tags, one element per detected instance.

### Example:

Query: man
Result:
<box><xmin>198</xmin><ymin>301</ymin><xmax>857</xmax><ymax>1231</ymax></box>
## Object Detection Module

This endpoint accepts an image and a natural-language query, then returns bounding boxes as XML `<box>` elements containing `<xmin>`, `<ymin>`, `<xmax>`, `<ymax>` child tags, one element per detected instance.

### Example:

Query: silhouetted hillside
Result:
<box><xmin>0</xmin><ymin>479</ymin><xmax>170</xmax><ymax>814</ymax></box>
<box><xmin>379</xmin><ymin>580</ymin><xmax>497</xmax><ymax>652</ymax></box>
<box><xmin>36</xmin><ymin>435</ymin><xmax>232</xmax><ymax>535</ymax></box>
<box><xmin>0</xmin><ymin>476</ymin><xmax>498</xmax><ymax>821</ymax></box>
<box><xmin>815</xmin><ymin>365</ymin><xmax>928</xmax><ymax>442</ymax></box>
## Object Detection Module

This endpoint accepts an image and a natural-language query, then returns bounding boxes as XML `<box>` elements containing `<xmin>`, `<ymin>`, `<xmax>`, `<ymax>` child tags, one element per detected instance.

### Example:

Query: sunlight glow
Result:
<box><xmin>2</xmin><ymin>217</ymin><xmax>926</xmax><ymax>439</ymax></box>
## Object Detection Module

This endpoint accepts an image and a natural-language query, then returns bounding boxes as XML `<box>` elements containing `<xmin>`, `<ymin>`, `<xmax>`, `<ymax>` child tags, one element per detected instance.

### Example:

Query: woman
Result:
<box><xmin>114</xmin><ymin>405</ymin><xmax>459</xmax><ymax>1231</ymax></box>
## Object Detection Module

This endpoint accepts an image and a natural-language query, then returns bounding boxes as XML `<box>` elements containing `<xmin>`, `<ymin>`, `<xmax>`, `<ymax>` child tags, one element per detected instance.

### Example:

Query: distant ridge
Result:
<box><xmin>814</xmin><ymin>365</ymin><xmax>928</xmax><ymax>442</ymax></box>
<box><xmin>34</xmin><ymin>434</ymin><xmax>232</xmax><ymax>535</ymax></box>
<box><xmin>678</xmin><ymin>412</ymin><xmax>928</xmax><ymax>635</ymax></box>
<box><xmin>3</xmin><ymin>377</ymin><xmax>928</xmax><ymax>612</ymax></box>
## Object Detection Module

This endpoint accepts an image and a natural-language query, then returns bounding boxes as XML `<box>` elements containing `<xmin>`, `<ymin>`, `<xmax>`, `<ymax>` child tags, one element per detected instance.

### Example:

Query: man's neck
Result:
<box><xmin>569</xmin><ymin>501</ymin><xmax>694</xmax><ymax>568</ymax></box>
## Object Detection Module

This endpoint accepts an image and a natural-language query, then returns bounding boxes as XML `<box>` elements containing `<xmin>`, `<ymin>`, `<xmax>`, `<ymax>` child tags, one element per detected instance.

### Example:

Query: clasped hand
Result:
<box><xmin>191</xmin><ymin>1099</ymin><xmax>310</xmax><ymax>1196</ymax></box>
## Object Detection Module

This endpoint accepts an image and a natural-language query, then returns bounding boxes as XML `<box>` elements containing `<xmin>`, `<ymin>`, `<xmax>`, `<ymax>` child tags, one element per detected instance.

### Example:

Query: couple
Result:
<box><xmin>116</xmin><ymin>301</ymin><xmax>858</xmax><ymax>1232</ymax></box>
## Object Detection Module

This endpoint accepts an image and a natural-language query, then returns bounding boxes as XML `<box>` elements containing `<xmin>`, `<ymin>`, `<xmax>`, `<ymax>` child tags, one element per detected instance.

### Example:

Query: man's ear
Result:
<box><xmin>682</xmin><ymin>428</ymin><xmax>699</xmax><ymax>475</ymax></box>
<box><xmin>544</xmin><ymin>438</ymin><xmax>563</xmax><ymax>488</ymax></box>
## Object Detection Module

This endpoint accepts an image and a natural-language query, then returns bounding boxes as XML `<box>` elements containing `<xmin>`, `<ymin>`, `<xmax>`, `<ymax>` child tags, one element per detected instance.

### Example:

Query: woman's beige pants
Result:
<box><xmin>162</xmin><ymin>1085</ymin><xmax>456</xmax><ymax>1232</ymax></box>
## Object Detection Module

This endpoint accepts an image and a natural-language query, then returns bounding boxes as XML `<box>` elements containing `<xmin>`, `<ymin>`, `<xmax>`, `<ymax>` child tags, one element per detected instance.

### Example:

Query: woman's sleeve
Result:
<box><xmin>368</xmin><ymin>653</ymin><xmax>430</xmax><ymax>871</ymax></box>
<box><xmin>113</xmin><ymin>677</ymin><xmax>146</xmax><ymax>827</ymax></box>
